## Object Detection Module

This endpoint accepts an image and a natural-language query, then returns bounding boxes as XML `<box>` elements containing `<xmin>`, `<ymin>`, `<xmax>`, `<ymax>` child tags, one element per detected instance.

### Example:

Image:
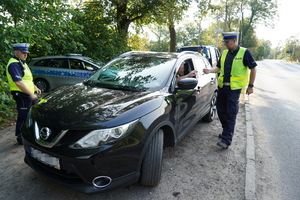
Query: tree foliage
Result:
<box><xmin>151</xmin><ymin>0</ymin><xmax>192</xmax><ymax>52</ymax></box>
<box><xmin>0</xmin><ymin>0</ymin><xmax>85</xmax><ymax>124</ymax></box>
<box><xmin>220</xmin><ymin>0</ymin><xmax>277</xmax><ymax>48</ymax></box>
<box><xmin>146</xmin><ymin>24</ymin><xmax>170</xmax><ymax>52</ymax></box>
<box><xmin>283</xmin><ymin>36</ymin><xmax>300</xmax><ymax>62</ymax></box>
<box><xmin>176</xmin><ymin>22</ymin><xmax>200</xmax><ymax>48</ymax></box>
<box><xmin>73</xmin><ymin>1</ymin><xmax>129</xmax><ymax>62</ymax></box>
<box><xmin>85</xmin><ymin>0</ymin><xmax>166</xmax><ymax>36</ymax></box>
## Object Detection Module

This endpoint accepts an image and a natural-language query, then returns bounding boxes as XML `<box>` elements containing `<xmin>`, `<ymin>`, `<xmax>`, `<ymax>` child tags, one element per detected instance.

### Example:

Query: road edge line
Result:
<box><xmin>244</xmin><ymin>94</ymin><xmax>256</xmax><ymax>200</ymax></box>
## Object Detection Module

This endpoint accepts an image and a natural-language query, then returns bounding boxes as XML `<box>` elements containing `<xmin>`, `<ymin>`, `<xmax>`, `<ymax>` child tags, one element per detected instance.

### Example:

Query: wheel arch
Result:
<box><xmin>34</xmin><ymin>77</ymin><xmax>52</xmax><ymax>92</ymax></box>
<box><xmin>136</xmin><ymin>121</ymin><xmax>175</xmax><ymax>172</ymax></box>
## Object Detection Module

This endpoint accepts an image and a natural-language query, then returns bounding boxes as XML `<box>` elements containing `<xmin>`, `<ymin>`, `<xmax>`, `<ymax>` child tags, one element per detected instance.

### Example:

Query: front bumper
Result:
<box><xmin>24</xmin><ymin>154</ymin><xmax>139</xmax><ymax>194</ymax></box>
<box><xmin>23</xmin><ymin>141</ymin><xmax>142</xmax><ymax>194</ymax></box>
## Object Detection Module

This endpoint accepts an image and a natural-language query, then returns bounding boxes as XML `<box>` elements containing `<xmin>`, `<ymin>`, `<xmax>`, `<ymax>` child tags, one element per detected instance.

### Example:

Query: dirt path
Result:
<box><xmin>0</xmin><ymin>106</ymin><xmax>247</xmax><ymax>200</ymax></box>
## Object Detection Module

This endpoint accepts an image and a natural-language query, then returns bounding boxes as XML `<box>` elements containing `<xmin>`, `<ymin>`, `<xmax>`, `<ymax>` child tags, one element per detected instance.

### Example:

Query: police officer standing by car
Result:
<box><xmin>203</xmin><ymin>32</ymin><xmax>257</xmax><ymax>149</ymax></box>
<box><xmin>5</xmin><ymin>43</ymin><xmax>41</xmax><ymax>145</ymax></box>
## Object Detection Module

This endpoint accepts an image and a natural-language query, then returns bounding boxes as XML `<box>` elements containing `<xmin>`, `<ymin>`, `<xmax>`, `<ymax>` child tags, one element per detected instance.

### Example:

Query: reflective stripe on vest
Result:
<box><xmin>6</xmin><ymin>58</ymin><xmax>35</xmax><ymax>92</ymax></box>
<box><xmin>218</xmin><ymin>47</ymin><xmax>249</xmax><ymax>90</ymax></box>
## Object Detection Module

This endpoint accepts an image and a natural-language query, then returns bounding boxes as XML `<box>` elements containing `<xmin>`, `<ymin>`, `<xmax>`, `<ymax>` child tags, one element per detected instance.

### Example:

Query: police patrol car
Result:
<box><xmin>29</xmin><ymin>53</ymin><xmax>104</xmax><ymax>92</ymax></box>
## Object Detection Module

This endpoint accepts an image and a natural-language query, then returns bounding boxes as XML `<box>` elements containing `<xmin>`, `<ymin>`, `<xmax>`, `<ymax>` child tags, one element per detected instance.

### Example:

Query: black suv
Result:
<box><xmin>22</xmin><ymin>51</ymin><xmax>218</xmax><ymax>194</ymax></box>
<box><xmin>178</xmin><ymin>45</ymin><xmax>221</xmax><ymax>67</ymax></box>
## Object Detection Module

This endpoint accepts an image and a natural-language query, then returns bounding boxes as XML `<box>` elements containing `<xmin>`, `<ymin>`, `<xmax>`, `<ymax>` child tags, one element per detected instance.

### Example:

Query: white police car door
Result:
<box><xmin>44</xmin><ymin>58</ymin><xmax>91</xmax><ymax>88</ymax></box>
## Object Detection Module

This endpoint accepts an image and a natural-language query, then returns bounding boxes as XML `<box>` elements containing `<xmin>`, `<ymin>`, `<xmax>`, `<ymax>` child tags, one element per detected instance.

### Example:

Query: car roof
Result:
<box><xmin>118</xmin><ymin>51</ymin><xmax>200</xmax><ymax>59</ymax></box>
<box><xmin>179</xmin><ymin>45</ymin><xmax>207</xmax><ymax>48</ymax></box>
<box><xmin>178</xmin><ymin>45</ymin><xmax>218</xmax><ymax>49</ymax></box>
<box><xmin>31</xmin><ymin>53</ymin><xmax>92</xmax><ymax>61</ymax></box>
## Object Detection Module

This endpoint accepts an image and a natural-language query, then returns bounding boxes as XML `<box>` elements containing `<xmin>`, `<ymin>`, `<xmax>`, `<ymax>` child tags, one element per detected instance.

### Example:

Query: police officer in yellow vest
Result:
<box><xmin>6</xmin><ymin>43</ymin><xmax>41</xmax><ymax>145</ymax></box>
<box><xmin>203</xmin><ymin>32</ymin><xmax>257</xmax><ymax>149</ymax></box>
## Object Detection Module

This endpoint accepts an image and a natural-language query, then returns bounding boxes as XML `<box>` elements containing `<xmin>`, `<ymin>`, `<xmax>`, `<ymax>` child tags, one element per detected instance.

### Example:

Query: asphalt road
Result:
<box><xmin>249</xmin><ymin>60</ymin><xmax>300</xmax><ymax>200</ymax></box>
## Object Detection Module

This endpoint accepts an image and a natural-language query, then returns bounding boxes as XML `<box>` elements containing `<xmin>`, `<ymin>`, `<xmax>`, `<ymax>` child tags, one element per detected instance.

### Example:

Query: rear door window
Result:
<box><xmin>70</xmin><ymin>59</ymin><xmax>85</xmax><ymax>70</ymax></box>
<box><xmin>34</xmin><ymin>59</ymin><xmax>67</xmax><ymax>69</ymax></box>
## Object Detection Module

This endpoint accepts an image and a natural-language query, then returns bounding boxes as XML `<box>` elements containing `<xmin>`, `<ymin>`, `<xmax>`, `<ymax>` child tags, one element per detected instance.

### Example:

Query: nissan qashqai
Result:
<box><xmin>22</xmin><ymin>51</ymin><xmax>218</xmax><ymax>194</ymax></box>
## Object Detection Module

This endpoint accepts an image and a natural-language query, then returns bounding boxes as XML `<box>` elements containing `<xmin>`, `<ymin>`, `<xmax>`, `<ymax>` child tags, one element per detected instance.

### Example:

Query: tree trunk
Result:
<box><xmin>169</xmin><ymin>22</ymin><xmax>176</xmax><ymax>52</ymax></box>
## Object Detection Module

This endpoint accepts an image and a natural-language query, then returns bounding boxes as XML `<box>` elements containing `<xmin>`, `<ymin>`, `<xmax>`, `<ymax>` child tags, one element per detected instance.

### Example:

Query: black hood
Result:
<box><xmin>32</xmin><ymin>84</ymin><xmax>163</xmax><ymax>129</ymax></box>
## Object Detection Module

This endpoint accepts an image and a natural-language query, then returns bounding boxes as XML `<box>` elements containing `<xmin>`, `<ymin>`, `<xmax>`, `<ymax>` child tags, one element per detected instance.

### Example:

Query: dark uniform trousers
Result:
<box><xmin>216</xmin><ymin>86</ymin><xmax>241</xmax><ymax>145</ymax></box>
<box><xmin>11</xmin><ymin>91</ymin><xmax>36</xmax><ymax>142</ymax></box>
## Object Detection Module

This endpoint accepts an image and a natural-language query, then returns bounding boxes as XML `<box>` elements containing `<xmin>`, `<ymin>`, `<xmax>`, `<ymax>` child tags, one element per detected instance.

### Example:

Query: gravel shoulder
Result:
<box><xmin>0</xmin><ymin>106</ymin><xmax>247</xmax><ymax>200</ymax></box>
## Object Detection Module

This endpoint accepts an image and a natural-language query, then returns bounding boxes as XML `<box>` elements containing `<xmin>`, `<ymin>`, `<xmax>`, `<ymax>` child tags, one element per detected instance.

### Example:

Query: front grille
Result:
<box><xmin>36</xmin><ymin>122</ymin><xmax>92</xmax><ymax>146</ymax></box>
<box><xmin>37</xmin><ymin>122</ymin><xmax>62</xmax><ymax>143</ymax></box>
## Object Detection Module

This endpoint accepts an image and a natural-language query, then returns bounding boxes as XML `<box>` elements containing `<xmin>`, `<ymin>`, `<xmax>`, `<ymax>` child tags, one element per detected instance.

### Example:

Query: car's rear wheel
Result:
<box><xmin>34</xmin><ymin>79</ymin><xmax>50</xmax><ymax>93</ymax></box>
<box><xmin>140</xmin><ymin>129</ymin><xmax>164</xmax><ymax>186</ymax></box>
<box><xmin>202</xmin><ymin>92</ymin><xmax>217</xmax><ymax>122</ymax></box>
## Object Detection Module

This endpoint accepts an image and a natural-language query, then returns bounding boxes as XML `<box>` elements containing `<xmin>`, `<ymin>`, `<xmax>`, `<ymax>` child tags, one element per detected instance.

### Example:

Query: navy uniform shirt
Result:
<box><xmin>7</xmin><ymin>56</ymin><xmax>26</xmax><ymax>82</ymax></box>
<box><xmin>217</xmin><ymin>46</ymin><xmax>257</xmax><ymax>82</ymax></box>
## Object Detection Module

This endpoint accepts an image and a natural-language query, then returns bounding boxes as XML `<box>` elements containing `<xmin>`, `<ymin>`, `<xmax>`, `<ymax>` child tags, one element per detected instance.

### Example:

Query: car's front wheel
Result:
<box><xmin>140</xmin><ymin>129</ymin><xmax>164</xmax><ymax>186</ymax></box>
<box><xmin>34</xmin><ymin>79</ymin><xmax>50</xmax><ymax>93</ymax></box>
<box><xmin>202</xmin><ymin>92</ymin><xmax>217</xmax><ymax>122</ymax></box>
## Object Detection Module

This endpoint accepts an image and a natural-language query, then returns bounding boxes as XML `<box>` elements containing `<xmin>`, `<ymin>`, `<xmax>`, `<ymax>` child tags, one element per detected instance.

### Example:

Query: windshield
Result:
<box><xmin>87</xmin><ymin>54</ymin><xmax>176</xmax><ymax>91</ymax></box>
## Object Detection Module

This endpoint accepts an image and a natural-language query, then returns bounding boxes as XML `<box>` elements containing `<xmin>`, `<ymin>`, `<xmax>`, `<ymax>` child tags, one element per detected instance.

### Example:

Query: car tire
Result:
<box><xmin>140</xmin><ymin>129</ymin><xmax>164</xmax><ymax>186</ymax></box>
<box><xmin>202</xmin><ymin>92</ymin><xmax>217</xmax><ymax>122</ymax></box>
<box><xmin>34</xmin><ymin>79</ymin><xmax>50</xmax><ymax>93</ymax></box>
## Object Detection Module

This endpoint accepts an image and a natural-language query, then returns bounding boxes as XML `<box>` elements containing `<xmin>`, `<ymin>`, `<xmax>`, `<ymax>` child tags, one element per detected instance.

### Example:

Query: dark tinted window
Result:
<box><xmin>178</xmin><ymin>47</ymin><xmax>209</xmax><ymax>57</ymax></box>
<box><xmin>35</xmin><ymin>59</ymin><xmax>67</xmax><ymax>68</ymax></box>
<box><xmin>70</xmin><ymin>59</ymin><xmax>85</xmax><ymax>70</ymax></box>
<box><xmin>179</xmin><ymin>47</ymin><xmax>199</xmax><ymax>52</ymax></box>
<box><xmin>34</xmin><ymin>59</ymin><xmax>49</xmax><ymax>66</ymax></box>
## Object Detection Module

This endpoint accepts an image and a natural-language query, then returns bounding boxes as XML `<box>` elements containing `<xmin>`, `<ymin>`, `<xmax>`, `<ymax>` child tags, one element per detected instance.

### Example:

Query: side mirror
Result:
<box><xmin>177</xmin><ymin>78</ymin><xmax>198</xmax><ymax>89</ymax></box>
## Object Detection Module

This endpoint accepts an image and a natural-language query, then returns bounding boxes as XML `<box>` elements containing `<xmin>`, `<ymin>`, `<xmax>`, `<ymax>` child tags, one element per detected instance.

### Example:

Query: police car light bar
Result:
<box><xmin>65</xmin><ymin>53</ymin><xmax>82</xmax><ymax>56</ymax></box>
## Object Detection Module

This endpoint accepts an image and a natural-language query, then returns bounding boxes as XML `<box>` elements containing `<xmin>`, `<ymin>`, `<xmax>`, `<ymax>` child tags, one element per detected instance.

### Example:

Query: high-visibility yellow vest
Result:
<box><xmin>218</xmin><ymin>47</ymin><xmax>249</xmax><ymax>89</ymax></box>
<box><xmin>6</xmin><ymin>58</ymin><xmax>35</xmax><ymax>93</ymax></box>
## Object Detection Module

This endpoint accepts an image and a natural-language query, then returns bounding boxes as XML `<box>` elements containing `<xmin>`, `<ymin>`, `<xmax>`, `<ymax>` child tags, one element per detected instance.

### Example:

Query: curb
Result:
<box><xmin>244</xmin><ymin>95</ymin><xmax>256</xmax><ymax>200</ymax></box>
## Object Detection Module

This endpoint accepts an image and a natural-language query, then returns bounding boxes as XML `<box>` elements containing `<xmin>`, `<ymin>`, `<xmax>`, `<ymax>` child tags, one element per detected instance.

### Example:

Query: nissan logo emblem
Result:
<box><xmin>40</xmin><ymin>127</ymin><xmax>51</xmax><ymax>140</ymax></box>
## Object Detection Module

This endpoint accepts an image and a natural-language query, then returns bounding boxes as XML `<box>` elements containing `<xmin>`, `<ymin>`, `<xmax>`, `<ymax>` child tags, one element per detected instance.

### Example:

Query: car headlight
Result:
<box><xmin>73</xmin><ymin>119</ymin><xmax>138</xmax><ymax>148</ymax></box>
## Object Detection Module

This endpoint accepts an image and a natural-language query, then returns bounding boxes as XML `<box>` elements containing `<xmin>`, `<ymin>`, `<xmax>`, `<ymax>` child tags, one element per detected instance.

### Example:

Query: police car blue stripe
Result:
<box><xmin>30</xmin><ymin>69</ymin><xmax>93</xmax><ymax>79</ymax></box>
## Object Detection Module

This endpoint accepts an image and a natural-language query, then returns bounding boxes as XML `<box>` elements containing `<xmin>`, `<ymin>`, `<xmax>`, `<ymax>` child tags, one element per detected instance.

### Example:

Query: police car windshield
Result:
<box><xmin>87</xmin><ymin>55</ymin><xmax>176</xmax><ymax>91</ymax></box>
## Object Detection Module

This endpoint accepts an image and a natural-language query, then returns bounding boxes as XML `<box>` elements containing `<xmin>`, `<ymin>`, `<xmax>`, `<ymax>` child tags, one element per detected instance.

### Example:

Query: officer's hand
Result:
<box><xmin>203</xmin><ymin>69</ymin><xmax>210</xmax><ymax>74</ymax></box>
<box><xmin>246</xmin><ymin>87</ymin><xmax>253</xmax><ymax>95</ymax></box>
<box><xmin>30</xmin><ymin>94</ymin><xmax>39</xmax><ymax>101</ymax></box>
<box><xmin>36</xmin><ymin>88</ymin><xmax>42</xmax><ymax>95</ymax></box>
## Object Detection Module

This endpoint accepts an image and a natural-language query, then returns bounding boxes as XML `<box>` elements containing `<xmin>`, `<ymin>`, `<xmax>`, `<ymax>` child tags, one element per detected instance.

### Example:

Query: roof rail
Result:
<box><xmin>177</xmin><ymin>51</ymin><xmax>198</xmax><ymax>57</ymax></box>
<box><xmin>119</xmin><ymin>51</ymin><xmax>156</xmax><ymax>57</ymax></box>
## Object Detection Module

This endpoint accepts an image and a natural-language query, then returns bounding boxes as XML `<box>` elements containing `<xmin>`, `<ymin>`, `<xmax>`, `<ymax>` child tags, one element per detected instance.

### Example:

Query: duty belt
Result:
<box><xmin>223</xmin><ymin>82</ymin><xmax>230</xmax><ymax>86</ymax></box>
